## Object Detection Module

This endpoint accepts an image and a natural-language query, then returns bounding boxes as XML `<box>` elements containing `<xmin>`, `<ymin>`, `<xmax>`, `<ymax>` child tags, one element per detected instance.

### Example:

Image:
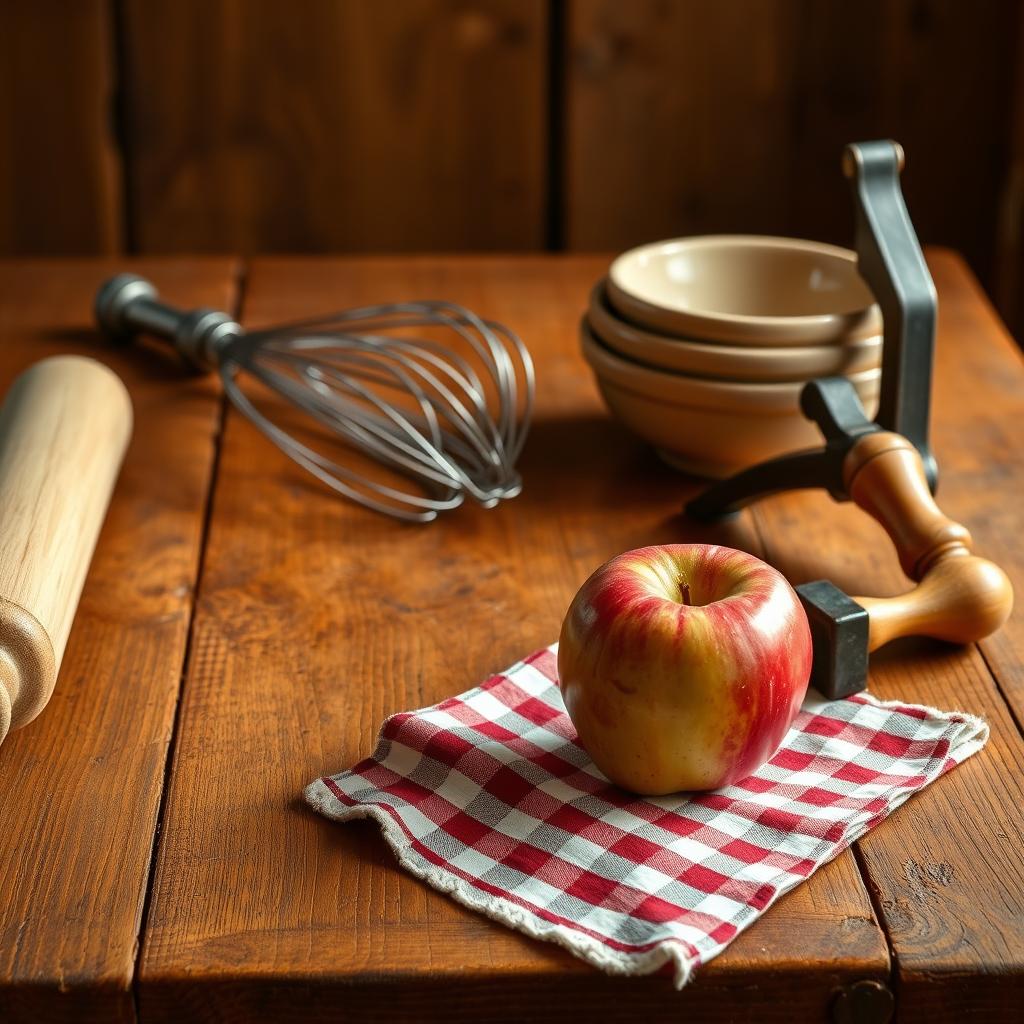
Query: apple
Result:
<box><xmin>558</xmin><ymin>543</ymin><xmax>812</xmax><ymax>795</ymax></box>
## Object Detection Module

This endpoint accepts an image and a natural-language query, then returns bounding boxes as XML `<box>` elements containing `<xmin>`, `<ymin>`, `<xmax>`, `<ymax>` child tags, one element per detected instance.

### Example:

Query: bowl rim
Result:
<box><xmin>580</xmin><ymin>318</ymin><xmax>880</xmax><ymax>414</ymax></box>
<box><xmin>589</xmin><ymin>280</ymin><xmax>882</xmax><ymax>361</ymax></box>
<box><xmin>607</xmin><ymin>234</ymin><xmax>883</xmax><ymax>343</ymax></box>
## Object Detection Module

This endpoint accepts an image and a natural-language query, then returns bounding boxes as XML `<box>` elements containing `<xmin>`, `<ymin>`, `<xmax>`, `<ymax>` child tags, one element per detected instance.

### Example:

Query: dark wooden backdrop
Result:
<box><xmin>4</xmin><ymin>0</ymin><xmax>1024</xmax><ymax>330</ymax></box>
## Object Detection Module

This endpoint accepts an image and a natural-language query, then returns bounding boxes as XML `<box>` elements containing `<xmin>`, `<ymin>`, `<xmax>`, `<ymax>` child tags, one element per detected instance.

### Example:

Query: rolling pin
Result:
<box><xmin>0</xmin><ymin>356</ymin><xmax>132</xmax><ymax>747</ymax></box>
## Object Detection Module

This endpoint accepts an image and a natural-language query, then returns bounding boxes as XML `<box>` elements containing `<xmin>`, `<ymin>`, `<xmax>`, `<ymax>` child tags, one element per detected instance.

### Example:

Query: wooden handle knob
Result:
<box><xmin>845</xmin><ymin>432</ymin><xmax>1013</xmax><ymax>652</ymax></box>
<box><xmin>0</xmin><ymin>356</ymin><xmax>132</xmax><ymax>745</ymax></box>
<box><xmin>844</xmin><ymin>432</ymin><xmax>970</xmax><ymax>579</ymax></box>
<box><xmin>858</xmin><ymin>555</ymin><xmax>1013</xmax><ymax>651</ymax></box>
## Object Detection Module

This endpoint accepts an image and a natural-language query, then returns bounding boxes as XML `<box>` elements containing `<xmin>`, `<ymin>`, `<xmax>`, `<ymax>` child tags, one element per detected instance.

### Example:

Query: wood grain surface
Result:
<box><xmin>1</xmin><ymin>253</ymin><xmax>1020</xmax><ymax>1022</ymax></box>
<box><xmin>564</xmin><ymin>0</ymin><xmax>800</xmax><ymax>249</ymax></box>
<box><xmin>0</xmin><ymin>259</ymin><xmax>236</xmax><ymax>1022</ymax></box>
<box><xmin>921</xmin><ymin>253</ymin><xmax>1024</xmax><ymax>727</ymax></box>
<box><xmin>784</xmin><ymin>0</ymin><xmax>1017</xmax><ymax>287</ymax></box>
<box><xmin>121</xmin><ymin>0</ymin><xmax>549</xmax><ymax>253</ymax></box>
<box><xmin>0</xmin><ymin>2</ymin><xmax>122</xmax><ymax>254</ymax></box>
<box><xmin>563</xmin><ymin>0</ymin><xmax>1018</xmax><ymax>287</ymax></box>
<box><xmin>137</xmin><ymin>256</ymin><xmax>888</xmax><ymax>1023</ymax></box>
<box><xmin>5</xmin><ymin>1</ymin><xmax>1024</xmax><ymax>343</ymax></box>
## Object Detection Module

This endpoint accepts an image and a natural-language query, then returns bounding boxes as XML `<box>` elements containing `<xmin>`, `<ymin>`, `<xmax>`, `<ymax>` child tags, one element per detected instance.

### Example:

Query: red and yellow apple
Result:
<box><xmin>558</xmin><ymin>544</ymin><xmax>812</xmax><ymax>795</ymax></box>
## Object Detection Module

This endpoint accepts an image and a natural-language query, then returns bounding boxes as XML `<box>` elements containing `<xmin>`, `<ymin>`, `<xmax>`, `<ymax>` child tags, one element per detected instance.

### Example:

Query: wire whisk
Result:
<box><xmin>95</xmin><ymin>275</ymin><xmax>534</xmax><ymax>522</ymax></box>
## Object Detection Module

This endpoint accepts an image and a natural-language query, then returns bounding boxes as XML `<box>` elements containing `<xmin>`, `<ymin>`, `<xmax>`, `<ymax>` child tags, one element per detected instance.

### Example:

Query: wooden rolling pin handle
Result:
<box><xmin>845</xmin><ymin>432</ymin><xmax>1013</xmax><ymax>652</ymax></box>
<box><xmin>0</xmin><ymin>356</ymin><xmax>132</xmax><ymax>746</ymax></box>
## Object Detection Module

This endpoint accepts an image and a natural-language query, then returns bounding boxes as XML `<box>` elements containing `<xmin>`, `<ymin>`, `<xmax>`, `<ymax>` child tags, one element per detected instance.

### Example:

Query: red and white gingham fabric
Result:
<box><xmin>305</xmin><ymin>644</ymin><xmax>987</xmax><ymax>987</ymax></box>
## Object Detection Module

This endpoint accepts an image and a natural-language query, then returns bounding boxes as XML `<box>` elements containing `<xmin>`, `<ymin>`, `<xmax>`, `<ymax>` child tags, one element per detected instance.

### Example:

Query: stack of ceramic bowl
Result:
<box><xmin>582</xmin><ymin>236</ymin><xmax>883</xmax><ymax>478</ymax></box>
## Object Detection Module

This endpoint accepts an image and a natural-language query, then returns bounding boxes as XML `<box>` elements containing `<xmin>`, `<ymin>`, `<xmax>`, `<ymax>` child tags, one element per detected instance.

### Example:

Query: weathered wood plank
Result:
<box><xmin>122</xmin><ymin>1</ymin><xmax>549</xmax><ymax>253</ymax></box>
<box><xmin>923</xmin><ymin>251</ymin><xmax>1024</xmax><ymax>729</ymax></box>
<box><xmin>0</xmin><ymin>4</ymin><xmax>122</xmax><ymax>254</ymax></box>
<box><xmin>138</xmin><ymin>255</ymin><xmax>886</xmax><ymax>1023</ymax></box>
<box><xmin>0</xmin><ymin>258</ymin><xmax>236</xmax><ymax>1023</ymax></box>
<box><xmin>789</xmin><ymin>0</ymin><xmax>1018</xmax><ymax>286</ymax></box>
<box><xmin>563</xmin><ymin>0</ymin><xmax>1018</xmax><ymax>293</ymax></box>
<box><xmin>992</xmin><ymin>4</ymin><xmax>1024</xmax><ymax>339</ymax></box>
<box><xmin>563</xmin><ymin>1</ymin><xmax>799</xmax><ymax>250</ymax></box>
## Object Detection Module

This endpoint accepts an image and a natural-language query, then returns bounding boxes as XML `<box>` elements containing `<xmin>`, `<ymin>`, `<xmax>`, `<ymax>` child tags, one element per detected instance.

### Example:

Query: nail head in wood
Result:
<box><xmin>831</xmin><ymin>979</ymin><xmax>895</xmax><ymax>1024</ymax></box>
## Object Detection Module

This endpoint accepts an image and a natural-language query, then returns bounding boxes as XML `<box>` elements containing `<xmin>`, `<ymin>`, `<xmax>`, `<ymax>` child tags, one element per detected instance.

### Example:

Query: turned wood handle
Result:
<box><xmin>845</xmin><ymin>432</ymin><xmax>1013</xmax><ymax>651</ymax></box>
<box><xmin>0</xmin><ymin>357</ymin><xmax>132</xmax><ymax>746</ymax></box>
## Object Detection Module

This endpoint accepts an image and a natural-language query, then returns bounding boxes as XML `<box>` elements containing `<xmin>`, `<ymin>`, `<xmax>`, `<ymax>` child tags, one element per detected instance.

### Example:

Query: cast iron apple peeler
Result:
<box><xmin>687</xmin><ymin>140</ymin><xmax>1013</xmax><ymax>699</ymax></box>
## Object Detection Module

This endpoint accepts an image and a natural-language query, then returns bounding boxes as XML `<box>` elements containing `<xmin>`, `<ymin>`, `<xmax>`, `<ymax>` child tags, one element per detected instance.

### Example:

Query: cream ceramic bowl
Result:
<box><xmin>607</xmin><ymin>235</ymin><xmax>882</xmax><ymax>346</ymax></box>
<box><xmin>588</xmin><ymin>281</ymin><xmax>881</xmax><ymax>382</ymax></box>
<box><xmin>581</xmin><ymin>322</ymin><xmax>881</xmax><ymax>478</ymax></box>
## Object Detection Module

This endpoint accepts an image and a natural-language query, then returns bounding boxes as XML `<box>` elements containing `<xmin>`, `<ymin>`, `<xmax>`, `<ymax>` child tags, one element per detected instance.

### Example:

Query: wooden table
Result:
<box><xmin>0</xmin><ymin>253</ymin><xmax>1021</xmax><ymax>1023</ymax></box>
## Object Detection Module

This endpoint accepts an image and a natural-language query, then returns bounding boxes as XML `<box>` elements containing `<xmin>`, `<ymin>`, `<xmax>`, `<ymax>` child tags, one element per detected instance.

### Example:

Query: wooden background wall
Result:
<box><xmin>3</xmin><ymin>0</ymin><xmax>1024</xmax><ymax>330</ymax></box>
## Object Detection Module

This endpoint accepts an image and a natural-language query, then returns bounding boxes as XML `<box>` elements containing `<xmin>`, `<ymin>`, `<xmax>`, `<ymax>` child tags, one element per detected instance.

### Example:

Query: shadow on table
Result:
<box><xmin>39</xmin><ymin>326</ymin><xmax>201</xmax><ymax>382</ymax></box>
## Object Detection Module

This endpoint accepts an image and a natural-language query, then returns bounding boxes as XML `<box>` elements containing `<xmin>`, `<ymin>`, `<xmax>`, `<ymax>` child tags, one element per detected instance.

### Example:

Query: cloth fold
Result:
<box><xmin>305</xmin><ymin>644</ymin><xmax>987</xmax><ymax>987</ymax></box>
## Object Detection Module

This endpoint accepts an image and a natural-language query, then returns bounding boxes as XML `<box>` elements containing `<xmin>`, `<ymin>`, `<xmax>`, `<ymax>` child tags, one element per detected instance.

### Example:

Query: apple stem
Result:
<box><xmin>680</xmin><ymin>580</ymin><xmax>691</xmax><ymax>606</ymax></box>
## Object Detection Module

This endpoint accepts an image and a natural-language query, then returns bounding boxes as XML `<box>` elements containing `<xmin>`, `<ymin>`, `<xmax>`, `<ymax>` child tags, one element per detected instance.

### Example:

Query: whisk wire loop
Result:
<box><xmin>217</xmin><ymin>300</ymin><xmax>533</xmax><ymax>521</ymax></box>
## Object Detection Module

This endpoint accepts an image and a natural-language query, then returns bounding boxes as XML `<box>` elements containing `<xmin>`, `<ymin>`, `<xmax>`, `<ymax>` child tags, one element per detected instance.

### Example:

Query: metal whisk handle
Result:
<box><xmin>95</xmin><ymin>273</ymin><xmax>240</xmax><ymax>371</ymax></box>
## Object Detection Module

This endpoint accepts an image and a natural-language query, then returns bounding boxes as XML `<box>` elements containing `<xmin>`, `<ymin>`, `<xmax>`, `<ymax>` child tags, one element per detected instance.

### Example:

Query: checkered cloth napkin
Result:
<box><xmin>305</xmin><ymin>644</ymin><xmax>987</xmax><ymax>987</ymax></box>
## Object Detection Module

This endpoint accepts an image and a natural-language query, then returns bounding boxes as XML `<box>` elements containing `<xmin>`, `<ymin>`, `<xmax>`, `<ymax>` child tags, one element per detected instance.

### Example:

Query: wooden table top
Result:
<box><xmin>0</xmin><ymin>253</ymin><xmax>1021</xmax><ymax>1024</ymax></box>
